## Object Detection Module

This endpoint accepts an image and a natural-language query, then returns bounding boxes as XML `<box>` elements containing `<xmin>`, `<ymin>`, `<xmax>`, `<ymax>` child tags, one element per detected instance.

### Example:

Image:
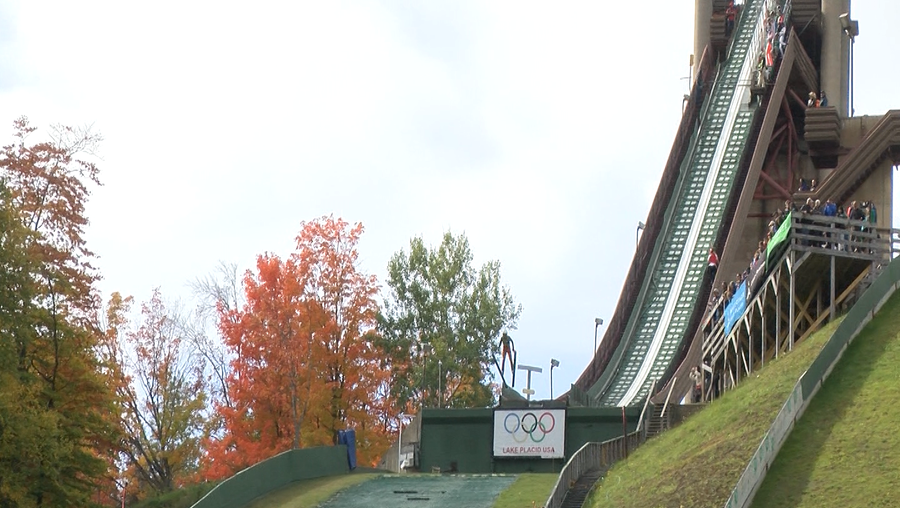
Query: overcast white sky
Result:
<box><xmin>1</xmin><ymin>0</ymin><xmax>897</xmax><ymax>401</ymax></box>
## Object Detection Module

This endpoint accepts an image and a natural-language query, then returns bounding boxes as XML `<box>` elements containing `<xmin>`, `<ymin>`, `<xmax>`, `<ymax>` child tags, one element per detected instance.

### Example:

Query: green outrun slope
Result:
<box><xmin>750</xmin><ymin>291</ymin><xmax>900</xmax><ymax>508</ymax></box>
<box><xmin>588</xmin><ymin>317</ymin><xmax>843</xmax><ymax>508</ymax></box>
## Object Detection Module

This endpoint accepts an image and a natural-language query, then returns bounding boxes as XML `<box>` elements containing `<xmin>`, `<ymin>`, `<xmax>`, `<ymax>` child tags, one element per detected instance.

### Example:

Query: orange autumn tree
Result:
<box><xmin>205</xmin><ymin>216</ymin><xmax>393</xmax><ymax>479</ymax></box>
<box><xmin>295</xmin><ymin>216</ymin><xmax>394</xmax><ymax>466</ymax></box>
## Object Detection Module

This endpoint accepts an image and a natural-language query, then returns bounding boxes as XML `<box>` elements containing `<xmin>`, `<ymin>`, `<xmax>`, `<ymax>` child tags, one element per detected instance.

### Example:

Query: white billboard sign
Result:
<box><xmin>493</xmin><ymin>409</ymin><xmax>565</xmax><ymax>459</ymax></box>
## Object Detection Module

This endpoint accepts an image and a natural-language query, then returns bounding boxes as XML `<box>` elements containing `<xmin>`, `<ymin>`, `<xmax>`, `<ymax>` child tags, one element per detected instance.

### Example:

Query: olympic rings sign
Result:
<box><xmin>493</xmin><ymin>409</ymin><xmax>565</xmax><ymax>459</ymax></box>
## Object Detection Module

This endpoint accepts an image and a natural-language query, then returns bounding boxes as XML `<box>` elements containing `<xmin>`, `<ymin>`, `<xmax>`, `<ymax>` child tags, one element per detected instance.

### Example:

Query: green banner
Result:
<box><xmin>766</xmin><ymin>211</ymin><xmax>792</xmax><ymax>267</ymax></box>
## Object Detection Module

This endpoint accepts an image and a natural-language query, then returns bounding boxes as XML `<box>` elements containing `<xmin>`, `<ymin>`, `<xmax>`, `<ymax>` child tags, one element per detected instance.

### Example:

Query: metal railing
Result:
<box><xmin>699</xmin><ymin>213</ymin><xmax>899</xmax><ymax>400</ymax></box>
<box><xmin>543</xmin><ymin>428</ymin><xmax>645</xmax><ymax>508</ymax></box>
<box><xmin>660</xmin><ymin>376</ymin><xmax>678</xmax><ymax>421</ymax></box>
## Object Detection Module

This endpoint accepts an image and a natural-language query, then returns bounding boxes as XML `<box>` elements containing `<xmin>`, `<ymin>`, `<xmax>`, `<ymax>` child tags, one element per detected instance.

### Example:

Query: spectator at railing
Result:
<box><xmin>690</xmin><ymin>366</ymin><xmax>703</xmax><ymax>403</ymax></box>
<box><xmin>704</xmin><ymin>196</ymin><xmax>879</xmax><ymax>329</ymax></box>
<box><xmin>808</xmin><ymin>91</ymin><xmax>819</xmax><ymax>108</ymax></box>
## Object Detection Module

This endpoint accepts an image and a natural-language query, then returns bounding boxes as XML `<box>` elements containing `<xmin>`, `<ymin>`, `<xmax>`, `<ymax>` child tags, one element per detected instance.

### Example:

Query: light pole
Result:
<box><xmin>438</xmin><ymin>359</ymin><xmax>442</xmax><ymax>408</ymax></box>
<box><xmin>636</xmin><ymin>221</ymin><xmax>646</xmax><ymax>248</ymax></box>
<box><xmin>593</xmin><ymin>317</ymin><xmax>604</xmax><ymax>353</ymax></box>
<box><xmin>840</xmin><ymin>13</ymin><xmax>859</xmax><ymax>117</ymax></box>
<box><xmin>421</xmin><ymin>342</ymin><xmax>433</xmax><ymax>407</ymax></box>
<box><xmin>550</xmin><ymin>359</ymin><xmax>560</xmax><ymax>399</ymax></box>
<box><xmin>397</xmin><ymin>412</ymin><xmax>406</xmax><ymax>473</ymax></box>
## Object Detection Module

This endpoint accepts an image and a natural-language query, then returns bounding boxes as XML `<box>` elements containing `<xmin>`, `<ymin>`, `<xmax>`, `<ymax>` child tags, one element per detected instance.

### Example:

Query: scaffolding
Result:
<box><xmin>698</xmin><ymin>213</ymin><xmax>900</xmax><ymax>401</ymax></box>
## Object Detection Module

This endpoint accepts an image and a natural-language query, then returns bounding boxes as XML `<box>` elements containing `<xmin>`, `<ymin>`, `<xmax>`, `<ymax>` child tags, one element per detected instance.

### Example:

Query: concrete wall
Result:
<box><xmin>820</xmin><ymin>0</ymin><xmax>851</xmax><ymax>118</ymax></box>
<box><xmin>693</xmin><ymin>0</ymin><xmax>713</xmax><ymax>81</ymax></box>
<box><xmin>826</xmin><ymin>115</ymin><xmax>893</xmax><ymax>228</ymax></box>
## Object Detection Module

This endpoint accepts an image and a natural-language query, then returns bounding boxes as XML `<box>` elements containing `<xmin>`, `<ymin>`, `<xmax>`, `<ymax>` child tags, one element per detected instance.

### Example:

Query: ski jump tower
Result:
<box><xmin>571</xmin><ymin>0</ymin><xmax>899</xmax><ymax>408</ymax></box>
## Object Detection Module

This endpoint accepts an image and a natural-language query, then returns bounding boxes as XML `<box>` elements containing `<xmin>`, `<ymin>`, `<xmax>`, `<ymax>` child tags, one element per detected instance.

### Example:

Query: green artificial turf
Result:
<box><xmin>587</xmin><ymin>316</ymin><xmax>843</xmax><ymax>508</ymax></box>
<box><xmin>750</xmin><ymin>291</ymin><xmax>900</xmax><ymax>508</ymax></box>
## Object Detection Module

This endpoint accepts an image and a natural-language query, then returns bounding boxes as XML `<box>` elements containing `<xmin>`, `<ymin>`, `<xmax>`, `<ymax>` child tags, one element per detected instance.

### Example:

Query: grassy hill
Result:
<box><xmin>586</xmin><ymin>316</ymin><xmax>844</xmax><ymax>508</ymax></box>
<box><xmin>750</xmin><ymin>291</ymin><xmax>900</xmax><ymax>507</ymax></box>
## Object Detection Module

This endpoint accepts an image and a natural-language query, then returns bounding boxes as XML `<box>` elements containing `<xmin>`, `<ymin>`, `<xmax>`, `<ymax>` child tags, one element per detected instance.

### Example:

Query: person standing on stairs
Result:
<box><xmin>690</xmin><ymin>366</ymin><xmax>703</xmax><ymax>403</ymax></box>
<box><xmin>725</xmin><ymin>1</ymin><xmax>737</xmax><ymax>38</ymax></box>
<box><xmin>708</xmin><ymin>247</ymin><xmax>719</xmax><ymax>281</ymax></box>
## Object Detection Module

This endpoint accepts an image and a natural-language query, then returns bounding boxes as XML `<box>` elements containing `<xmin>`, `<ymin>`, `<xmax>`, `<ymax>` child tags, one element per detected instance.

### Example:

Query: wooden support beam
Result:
<box><xmin>830</xmin><ymin>254</ymin><xmax>836</xmax><ymax>320</ymax></box>
<box><xmin>789</xmin><ymin>250</ymin><xmax>796</xmax><ymax>351</ymax></box>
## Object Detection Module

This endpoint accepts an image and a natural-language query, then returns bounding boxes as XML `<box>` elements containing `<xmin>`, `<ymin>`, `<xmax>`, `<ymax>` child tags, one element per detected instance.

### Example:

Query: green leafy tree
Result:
<box><xmin>1</xmin><ymin>117</ymin><xmax>120</xmax><ymax>506</ymax></box>
<box><xmin>112</xmin><ymin>289</ymin><xmax>208</xmax><ymax>496</ymax></box>
<box><xmin>0</xmin><ymin>182</ymin><xmax>49</xmax><ymax>508</ymax></box>
<box><xmin>378</xmin><ymin>231</ymin><xmax>522</xmax><ymax>409</ymax></box>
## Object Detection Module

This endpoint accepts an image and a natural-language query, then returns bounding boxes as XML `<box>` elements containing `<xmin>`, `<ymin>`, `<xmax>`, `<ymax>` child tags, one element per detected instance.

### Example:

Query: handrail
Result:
<box><xmin>636</xmin><ymin>379</ymin><xmax>657</xmax><ymax>436</ymax></box>
<box><xmin>797</xmin><ymin>110</ymin><xmax>900</xmax><ymax>204</ymax></box>
<box><xmin>660</xmin><ymin>376</ymin><xmax>678</xmax><ymax>420</ymax></box>
<box><xmin>543</xmin><ymin>430</ymin><xmax>644</xmax><ymax>508</ymax></box>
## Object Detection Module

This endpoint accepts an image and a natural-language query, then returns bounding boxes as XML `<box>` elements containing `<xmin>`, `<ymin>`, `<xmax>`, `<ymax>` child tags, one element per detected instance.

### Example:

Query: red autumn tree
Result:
<box><xmin>204</xmin><ymin>216</ymin><xmax>394</xmax><ymax>479</ymax></box>
<box><xmin>203</xmin><ymin>254</ymin><xmax>329</xmax><ymax>479</ymax></box>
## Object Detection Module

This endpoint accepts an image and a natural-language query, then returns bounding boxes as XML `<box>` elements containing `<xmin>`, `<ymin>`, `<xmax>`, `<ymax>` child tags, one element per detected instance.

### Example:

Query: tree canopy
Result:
<box><xmin>378</xmin><ymin>231</ymin><xmax>522</xmax><ymax>410</ymax></box>
<box><xmin>0</xmin><ymin>117</ymin><xmax>118</xmax><ymax>507</ymax></box>
<box><xmin>204</xmin><ymin>216</ymin><xmax>393</xmax><ymax>479</ymax></box>
<box><xmin>0</xmin><ymin>116</ymin><xmax>526</xmax><ymax>503</ymax></box>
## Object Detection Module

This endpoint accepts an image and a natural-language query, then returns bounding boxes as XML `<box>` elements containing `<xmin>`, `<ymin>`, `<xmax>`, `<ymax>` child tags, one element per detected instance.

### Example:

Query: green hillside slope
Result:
<box><xmin>750</xmin><ymin>291</ymin><xmax>900</xmax><ymax>508</ymax></box>
<box><xmin>587</xmin><ymin>317</ymin><xmax>843</xmax><ymax>508</ymax></box>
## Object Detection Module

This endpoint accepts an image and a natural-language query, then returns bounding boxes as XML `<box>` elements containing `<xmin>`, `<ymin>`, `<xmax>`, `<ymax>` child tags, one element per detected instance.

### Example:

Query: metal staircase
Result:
<box><xmin>595</xmin><ymin>0</ymin><xmax>777</xmax><ymax>407</ymax></box>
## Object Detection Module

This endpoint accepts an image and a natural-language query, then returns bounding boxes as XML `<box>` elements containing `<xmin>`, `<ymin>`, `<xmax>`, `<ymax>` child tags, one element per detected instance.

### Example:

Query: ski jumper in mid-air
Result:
<box><xmin>500</xmin><ymin>332</ymin><xmax>516</xmax><ymax>376</ymax></box>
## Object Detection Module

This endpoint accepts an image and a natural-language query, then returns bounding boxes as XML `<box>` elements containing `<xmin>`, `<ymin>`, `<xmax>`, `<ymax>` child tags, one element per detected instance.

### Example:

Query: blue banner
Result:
<box><xmin>724</xmin><ymin>281</ymin><xmax>747</xmax><ymax>337</ymax></box>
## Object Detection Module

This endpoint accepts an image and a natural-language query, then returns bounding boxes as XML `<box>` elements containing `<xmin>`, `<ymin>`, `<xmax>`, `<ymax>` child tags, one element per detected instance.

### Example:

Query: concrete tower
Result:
<box><xmin>820</xmin><ymin>0</ymin><xmax>853</xmax><ymax>118</ymax></box>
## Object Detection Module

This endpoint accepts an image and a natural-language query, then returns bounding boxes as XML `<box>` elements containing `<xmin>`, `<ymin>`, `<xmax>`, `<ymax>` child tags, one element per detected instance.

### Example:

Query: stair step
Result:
<box><xmin>560</xmin><ymin>468</ymin><xmax>604</xmax><ymax>508</ymax></box>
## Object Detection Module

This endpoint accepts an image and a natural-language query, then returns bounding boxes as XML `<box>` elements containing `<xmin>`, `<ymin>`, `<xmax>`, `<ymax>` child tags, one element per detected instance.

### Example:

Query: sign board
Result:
<box><xmin>724</xmin><ymin>280</ymin><xmax>747</xmax><ymax>337</ymax></box>
<box><xmin>493</xmin><ymin>409</ymin><xmax>565</xmax><ymax>459</ymax></box>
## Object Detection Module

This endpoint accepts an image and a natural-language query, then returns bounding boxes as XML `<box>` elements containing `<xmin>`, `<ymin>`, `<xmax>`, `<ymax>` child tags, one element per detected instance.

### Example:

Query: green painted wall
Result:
<box><xmin>419</xmin><ymin>406</ymin><xmax>641</xmax><ymax>474</ymax></box>
<box><xmin>190</xmin><ymin>446</ymin><xmax>349</xmax><ymax>508</ymax></box>
<box><xmin>420</xmin><ymin>408</ymin><xmax>494</xmax><ymax>473</ymax></box>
